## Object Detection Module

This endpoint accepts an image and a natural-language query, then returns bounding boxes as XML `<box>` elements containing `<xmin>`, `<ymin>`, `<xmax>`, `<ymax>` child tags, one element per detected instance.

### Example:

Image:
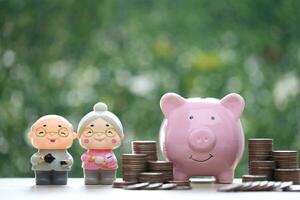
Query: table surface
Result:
<box><xmin>0</xmin><ymin>178</ymin><xmax>299</xmax><ymax>200</ymax></box>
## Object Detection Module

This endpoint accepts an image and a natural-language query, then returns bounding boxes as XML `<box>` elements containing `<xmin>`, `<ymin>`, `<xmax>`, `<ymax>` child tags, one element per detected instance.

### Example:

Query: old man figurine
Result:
<box><xmin>28</xmin><ymin>115</ymin><xmax>76</xmax><ymax>185</ymax></box>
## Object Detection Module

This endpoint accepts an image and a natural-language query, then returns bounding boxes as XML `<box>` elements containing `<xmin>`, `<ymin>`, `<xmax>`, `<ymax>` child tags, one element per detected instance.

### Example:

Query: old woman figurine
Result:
<box><xmin>77</xmin><ymin>102</ymin><xmax>124</xmax><ymax>185</ymax></box>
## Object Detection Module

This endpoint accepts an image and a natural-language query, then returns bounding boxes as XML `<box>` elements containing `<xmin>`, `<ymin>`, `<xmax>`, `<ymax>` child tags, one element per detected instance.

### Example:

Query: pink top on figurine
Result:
<box><xmin>81</xmin><ymin>149</ymin><xmax>118</xmax><ymax>170</ymax></box>
<box><xmin>159</xmin><ymin>93</ymin><xmax>245</xmax><ymax>183</ymax></box>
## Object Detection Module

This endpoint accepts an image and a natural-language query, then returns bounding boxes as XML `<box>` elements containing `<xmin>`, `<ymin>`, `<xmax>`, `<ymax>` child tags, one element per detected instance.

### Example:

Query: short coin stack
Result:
<box><xmin>273</xmin><ymin>150</ymin><xmax>300</xmax><ymax>184</ymax></box>
<box><xmin>132</xmin><ymin>141</ymin><xmax>158</xmax><ymax>161</ymax></box>
<box><xmin>247</xmin><ymin>138</ymin><xmax>274</xmax><ymax>180</ymax></box>
<box><xmin>148</xmin><ymin>161</ymin><xmax>173</xmax><ymax>182</ymax></box>
<box><xmin>122</xmin><ymin>154</ymin><xmax>148</xmax><ymax>182</ymax></box>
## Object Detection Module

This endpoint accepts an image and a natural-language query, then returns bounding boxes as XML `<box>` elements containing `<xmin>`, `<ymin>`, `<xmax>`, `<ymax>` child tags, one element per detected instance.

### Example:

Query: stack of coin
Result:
<box><xmin>274</xmin><ymin>169</ymin><xmax>300</xmax><ymax>184</ymax></box>
<box><xmin>138</xmin><ymin>172</ymin><xmax>164</xmax><ymax>183</ymax></box>
<box><xmin>272</xmin><ymin>151</ymin><xmax>298</xmax><ymax>169</ymax></box>
<box><xmin>242</xmin><ymin>174</ymin><xmax>268</xmax><ymax>182</ymax></box>
<box><xmin>132</xmin><ymin>141</ymin><xmax>158</xmax><ymax>161</ymax></box>
<box><xmin>248</xmin><ymin>139</ymin><xmax>273</xmax><ymax>179</ymax></box>
<box><xmin>248</xmin><ymin>138</ymin><xmax>273</xmax><ymax>163</ymax></box>
<box><xmin>248</xmin><ymin>161</ymin><xmax>275</xmax><ymax>180</ymax></box>
<box><xmin>148</xmin><ymin>161</ymin><xmax>173</xmax><ymax>182</ymax></box>
<box><xmin>122</xmin><ymin>154</ymin><xmax>148</xmax><ymax>182</ymax></box>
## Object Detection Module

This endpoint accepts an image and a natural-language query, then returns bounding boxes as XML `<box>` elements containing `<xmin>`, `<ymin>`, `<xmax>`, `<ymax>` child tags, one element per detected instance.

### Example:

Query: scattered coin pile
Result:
<box><xmin>113</xmin><ymin>179</ymin><xmax>191</xmax><ymax>190</ymax></box>
<box><xmin>132</xmin><ymin>141</ymin><xmax>158</xmax><ymax>161</ymax></box>
<box><xmin>124</xmin><ymin>182</ymin><xmax>177</xmax><ymax>190</ymax></box>
<box><xmin>218</xmin><ymin>181</ymin><xmax>294</xmax><ymax>192</ymax></box>
<box><xmin>244</xmin><ymin>138</ymin><xmax>300</xmax><ymax>184</ymax></box>
<box><xmin>115</xmin><ymin>140</ymin><xmax>191</xmax><ymax>190</ymax></box>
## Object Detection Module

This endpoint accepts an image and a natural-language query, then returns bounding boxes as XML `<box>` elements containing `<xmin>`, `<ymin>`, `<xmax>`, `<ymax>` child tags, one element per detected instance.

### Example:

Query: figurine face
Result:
<box><xmin>78</xmin><ymin>118</ymin><xmax>122</xmax><ymax>150</ymax></box>
<box><xmin>28</xmin><ymin>115</ymin><xmax>76</xmax><ymax>150</ymax></box>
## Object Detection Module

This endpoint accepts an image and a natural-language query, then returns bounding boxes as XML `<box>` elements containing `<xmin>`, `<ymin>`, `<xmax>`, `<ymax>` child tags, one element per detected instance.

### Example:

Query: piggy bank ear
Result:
<box><xmin>220</xmin><ymin>93</ymin><xmax>245</xmax><ymax>118</ymax></box>
<box><xmin>160</xmin><ymin>93</ymin><xmax>186</xmax><ymax>118</ymax></box>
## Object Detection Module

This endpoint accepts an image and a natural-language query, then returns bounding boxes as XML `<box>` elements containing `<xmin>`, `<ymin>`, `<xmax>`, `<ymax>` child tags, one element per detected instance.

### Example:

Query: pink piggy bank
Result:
<box><xmin>159</xmin><ymin>92</ymin><xmax>245</xmax><ymax>183</ymax></box>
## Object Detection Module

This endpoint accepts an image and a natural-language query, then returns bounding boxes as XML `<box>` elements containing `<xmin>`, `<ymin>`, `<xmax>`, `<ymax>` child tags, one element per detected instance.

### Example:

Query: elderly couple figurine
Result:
<box><xmin>27</xmin><ymin>102</ymin><xmax>124</xmax><ymax>185</ymax></box>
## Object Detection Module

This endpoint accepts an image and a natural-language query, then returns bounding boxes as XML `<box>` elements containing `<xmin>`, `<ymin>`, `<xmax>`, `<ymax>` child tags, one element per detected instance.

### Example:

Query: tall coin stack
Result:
<box><xmin>132</xmin><ymin>141</ymin><xmax>158</xmax><ymax>161</ymax></box>
<box><xmin>122</xmin><ymin>154</ymin><xmax>148</xmax><ymax>182</ymax></box>
<box><xmin>248</xmin><ymin>138</ymin><xmax>274</xmax><ymax>180</ymax></box>
<box><xmin>148</xmin><ymin>161</ymin><xmax>173</xmax><ymax>182</ymax></box>
<box><xmin>273</xmin><ymin>150</ymin><xmax>300</xmax><ymax>184</ymax></box>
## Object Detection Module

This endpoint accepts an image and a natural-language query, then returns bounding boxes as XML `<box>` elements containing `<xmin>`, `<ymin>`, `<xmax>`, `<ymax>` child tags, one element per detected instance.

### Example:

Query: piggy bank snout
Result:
<box><xmin>188</xmin><ymin>129</ymin><xmax>216</xmax><ymax>152</ymax></box>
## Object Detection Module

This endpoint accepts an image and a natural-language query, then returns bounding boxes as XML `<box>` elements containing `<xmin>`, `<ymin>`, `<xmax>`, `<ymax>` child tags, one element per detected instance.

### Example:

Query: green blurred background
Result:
<box><xmin>0</xmin><ymin>0</ymin><xmax>300</xmax><ymax>178</ymax></box>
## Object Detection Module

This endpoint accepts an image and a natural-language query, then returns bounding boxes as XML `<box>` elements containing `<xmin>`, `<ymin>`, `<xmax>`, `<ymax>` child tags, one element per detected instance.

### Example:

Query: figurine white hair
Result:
<box><xmin>77</xmin><ymin>102</ymin><xmax>124</xmax><ymax>139</ymax></box>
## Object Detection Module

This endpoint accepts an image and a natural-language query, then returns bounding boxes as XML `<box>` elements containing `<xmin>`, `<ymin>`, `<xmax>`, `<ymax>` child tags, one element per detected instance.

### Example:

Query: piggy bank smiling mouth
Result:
<box><xmin>189</xmin><ymin>153</ymin><xmax>213</xmax><ymax>162</ymax></box>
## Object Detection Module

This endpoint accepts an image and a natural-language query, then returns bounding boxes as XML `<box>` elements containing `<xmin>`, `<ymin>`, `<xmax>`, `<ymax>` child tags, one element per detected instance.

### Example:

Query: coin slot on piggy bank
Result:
<box><xmin>159</xmin><ymin>92</ymin><xmax>245</xmax><ymax>183</ymax></box>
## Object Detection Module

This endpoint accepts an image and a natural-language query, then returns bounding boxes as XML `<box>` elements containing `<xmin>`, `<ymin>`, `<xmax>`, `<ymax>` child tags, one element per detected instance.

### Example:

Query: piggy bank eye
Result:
<box><xmin>189</xmin><ymin>116</ymin><xmax>194</xmax><ymax>120</ymax></box>
<box><xmin>211</xmin><ymin>116</ymin><xmax>215</xmax><ymax>120</ymax></box>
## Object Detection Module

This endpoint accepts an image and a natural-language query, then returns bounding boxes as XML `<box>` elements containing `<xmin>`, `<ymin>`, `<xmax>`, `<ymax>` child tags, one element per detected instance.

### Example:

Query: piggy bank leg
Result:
<box><xmin>173</xmin><ymin>168</ymin><xmax>189</xmax><ymax>181</ymax></box>
<box><xmin>99</xmin><ymin>169</ymin><xmax>116</xmax><ymax>185</ymax></box>
<box><xmin>215</xmin><ymin>169</ymin><xmax>234</xmax><ymax>184</ymax></box>
<box><xmin>52</xmin><ymin>171</ymin><xmax>68</xmax><ymax>185</ymax></box>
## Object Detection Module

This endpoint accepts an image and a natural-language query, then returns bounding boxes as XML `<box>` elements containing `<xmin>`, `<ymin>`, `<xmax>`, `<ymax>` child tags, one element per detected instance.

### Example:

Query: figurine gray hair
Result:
<box><xmin>77</xmin><ymin>102</ymin><xmax>124</xmax><ymax>139</ymax></box>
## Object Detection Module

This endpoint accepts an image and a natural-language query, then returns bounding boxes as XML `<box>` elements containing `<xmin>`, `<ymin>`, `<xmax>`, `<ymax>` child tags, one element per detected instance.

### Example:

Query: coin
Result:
<box><xmin>218</xmin><ymin>184</ymin><xmax>243</xmax><ymax>192</ymax></box>
<box><xmin>242</xmin><ymin>175</ymin><xmax>268</xmax><ymax>182</ymax></box>
<box><xmin>112</xmin><ymin>180</ymin><xmax>137</xmax><ymax>188</ymax></box>
<box><xmin>169</xmin><ymin>180</ymin><xmax>191</xmax><ymax>187</ymax></box>
<box><xmin>159</xmin><ymin>183</ymin><xmax>177</xmax><ymax>190</ymax></box>
<box><xmin>145</xmin><ymin>183</ymin><xmax>163</xmax><ymax>190</ymax></box>
<box><xmin>124</xmin><ymin>182</ymin><xmax>150</xmax><ymax>190</ymax></box>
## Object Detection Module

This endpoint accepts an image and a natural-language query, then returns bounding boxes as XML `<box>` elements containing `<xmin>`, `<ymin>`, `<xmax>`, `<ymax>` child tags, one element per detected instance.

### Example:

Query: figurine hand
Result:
<box><xmin>44</xmin><ymin>153</ymin><xmax>55</xmax><ymax>163</ymax></box>
<box><xmin>38</xmin><ymin>156</ymin><xmax>45</xmax><ymax>164</ymax></box>
<box><xmin>104</xmin><ymin>153</ymin><xmax>114</xmax><ymax>163</ymax></box>
<box><xmin>60</xmin><ymin>160</ymin><xmax>68</xmax><ymax>167</ymax></box>
<box><xmin>88</xmin><ymin>156</ymin><xmax>96</xmax><ymax>162</ymax></box>
<box><xmin>95</xmin><ymin>156</ymin><xmax>104</xmax><ymax>165</ymax></box>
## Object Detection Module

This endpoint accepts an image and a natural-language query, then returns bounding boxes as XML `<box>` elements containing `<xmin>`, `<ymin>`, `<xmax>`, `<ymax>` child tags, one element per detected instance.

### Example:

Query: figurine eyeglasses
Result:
<box><xmin>35</xmin><ymin>127</ymin><xmax>69</xmax><ymax>137</ymax></box>
<box><xmin>80</xmin><ymin>127</ymin><xmax>117</xmax><ymax>138</ymax></box>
